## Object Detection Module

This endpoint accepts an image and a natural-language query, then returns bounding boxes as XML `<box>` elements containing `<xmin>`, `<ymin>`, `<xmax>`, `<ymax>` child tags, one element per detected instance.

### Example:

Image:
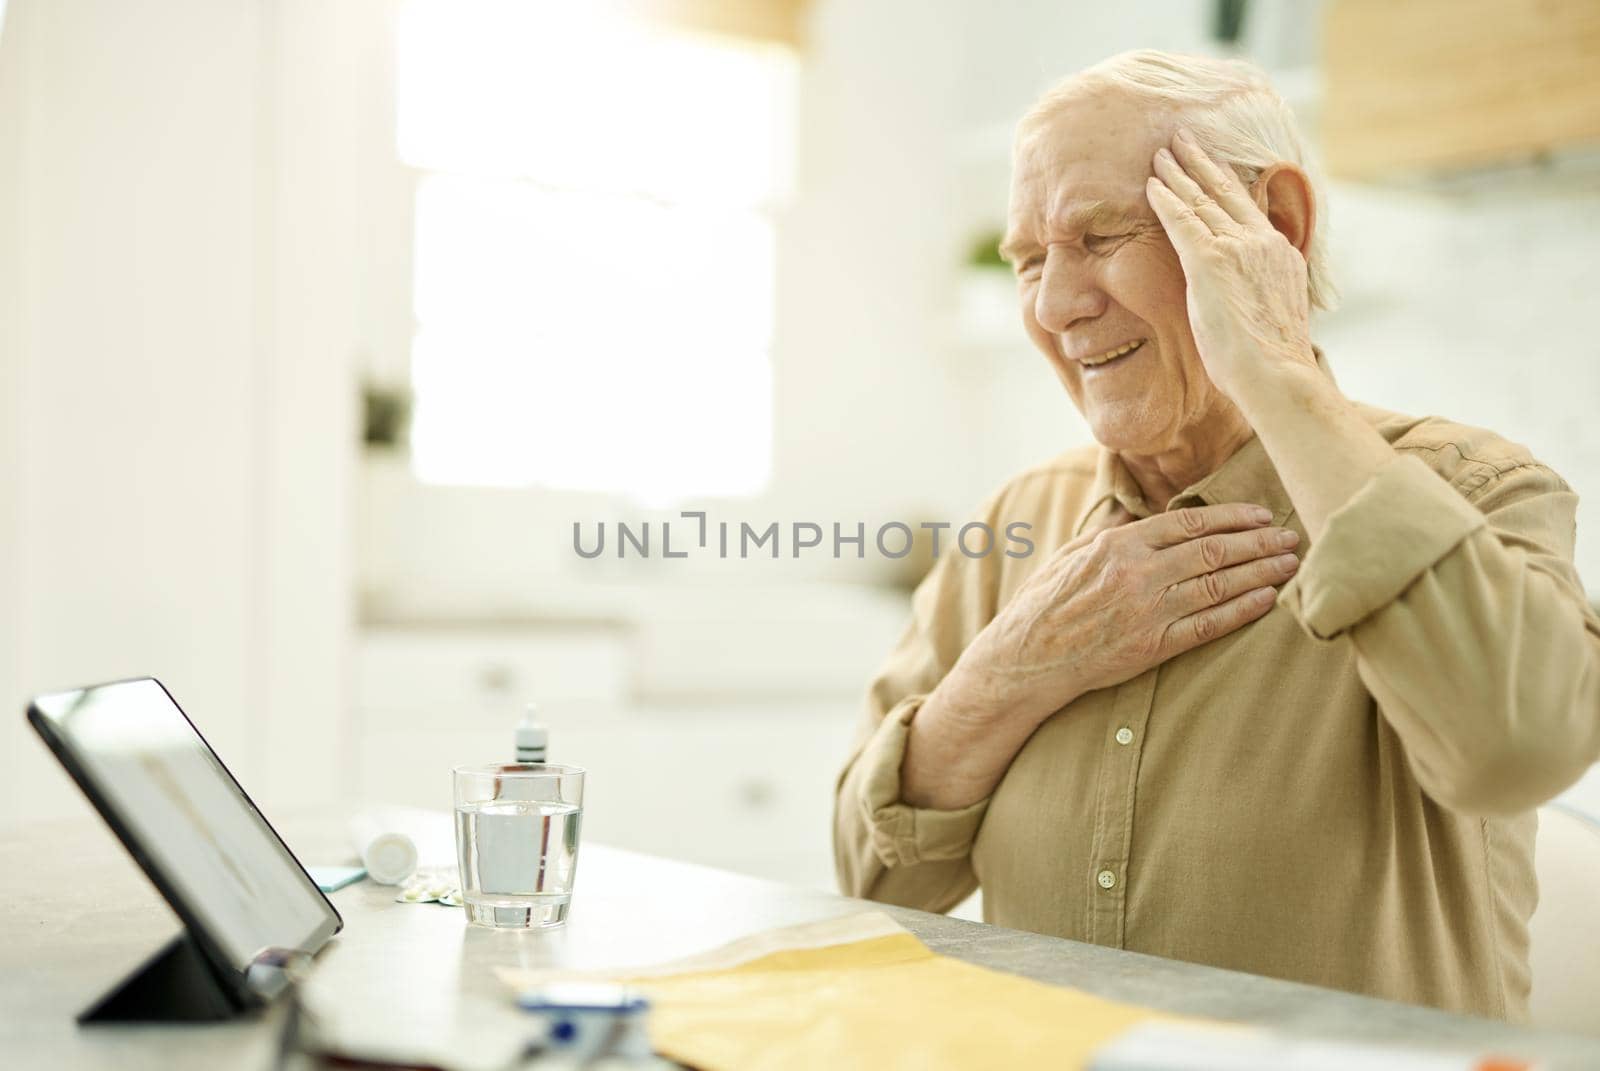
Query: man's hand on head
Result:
<box><xmin>1145</xmin><ymin>126</ymin><xmax>1401</xmax><ymax>540</ymax></box>
<box><xmin>1145</xmin><ymin>127</ymin><xmax>1319</xmax><ymax>406</ymax></box>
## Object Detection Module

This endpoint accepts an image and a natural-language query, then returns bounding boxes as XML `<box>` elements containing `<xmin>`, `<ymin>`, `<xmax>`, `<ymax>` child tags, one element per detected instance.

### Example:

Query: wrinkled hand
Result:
<box><xmin>959</xmin><ymin>502</ymin><xmax>1300</xmax><ymax>726</ymax></box>
<box><xmin>1146</xmin><ymin>127</ymin><xmax>1317</xmax><ymax>400</ymax></box>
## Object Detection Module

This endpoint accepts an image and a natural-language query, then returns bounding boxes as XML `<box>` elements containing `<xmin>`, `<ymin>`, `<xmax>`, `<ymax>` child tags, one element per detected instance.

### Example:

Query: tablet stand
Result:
<box><xmin>79</xmin><ymin>930</ymin><xmax>253</xmax><ymax>1023</ymax></box>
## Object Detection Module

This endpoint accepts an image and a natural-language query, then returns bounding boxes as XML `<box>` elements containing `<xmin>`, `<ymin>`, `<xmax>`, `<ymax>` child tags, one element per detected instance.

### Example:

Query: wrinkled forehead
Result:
<box><xmin>1008</xmin><ymin>89</ymin><xmax>1181</xmax><ymax>228</ymax></box>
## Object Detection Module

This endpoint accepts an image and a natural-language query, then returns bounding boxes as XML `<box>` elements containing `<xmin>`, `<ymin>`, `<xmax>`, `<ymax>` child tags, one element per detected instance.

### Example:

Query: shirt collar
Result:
<box><xmin>1075</xmin><ymin>431</ymin><xmax>1297</xmax><ymax>535</ymax></box>
<box><xmin>1071</xmin><ymin>347</ymin><xmax>1331</xmax><ymax>536</ymax></box>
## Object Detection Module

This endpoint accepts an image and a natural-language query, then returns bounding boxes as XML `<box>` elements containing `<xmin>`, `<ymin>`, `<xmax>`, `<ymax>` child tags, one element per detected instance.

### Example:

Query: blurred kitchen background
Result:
<box><xmin>2</xmin><ymin>0</ymin><xmax>1598</xmax><ymax>893</ymax></box>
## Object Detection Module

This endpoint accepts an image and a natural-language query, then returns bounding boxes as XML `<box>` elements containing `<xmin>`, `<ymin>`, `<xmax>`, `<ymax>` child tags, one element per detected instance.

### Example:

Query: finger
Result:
<box><xmin>1146</xmin><ymin>176</ymin><xmax>1213</xmax><ymax>252</ymax></box>
<box><xmin>1044</xmin><ymin>503</ymin><xmax>1134</xmax><ymax>564</ymax></box>
<box><xmin>1160</xmin><ymin>552</ymin><xmax>1299</xmax><ymax>618</ymax></box>
<box><xmin>1157</xmin><ymin>525</ymin><xmax>1300</xmax><ymax>584</ymax></box>
<box><xmin>1137</xmin><ymin>503</ymin><xmax>1274</xmax><ymax>550</ymax></box>
<box><xmin>1092</xmin><ymin>503</ymin><xmax>1138</xmax><ymax>536</ymax></box>
<box><xmin>1153</xmin><ymin>147</ymin><xmax>1237</xmax><ymax>235</ymax></box>
<box><xmin>1170</xmin><ymin>127</ymin><xmax>1262</xmax><ymax>226</ymax></box>
<box><xmin>1041</xmin><ymin>528</ymin><xmax>1100</xmax><ymax>568</ymax></box>
<box><xmin>1162</xmin><ymin>586</ymin><xmax>1277</xmax><ymax>657</ymax></box>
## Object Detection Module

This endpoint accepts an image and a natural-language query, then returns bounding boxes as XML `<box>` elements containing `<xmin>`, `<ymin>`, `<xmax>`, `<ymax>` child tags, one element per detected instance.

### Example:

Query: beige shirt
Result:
<box><xmin>834</xmin><ymin>398</ymin><xmax>1600</xmax><ymax>1021</ymax></box>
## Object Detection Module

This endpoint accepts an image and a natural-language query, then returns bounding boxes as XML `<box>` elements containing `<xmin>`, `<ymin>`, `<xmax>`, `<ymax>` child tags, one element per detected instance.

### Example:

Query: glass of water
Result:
<box><xmin>452</xmin><ymin>763</ymin><xmax>585</xmax><ymax>929</ymax></box>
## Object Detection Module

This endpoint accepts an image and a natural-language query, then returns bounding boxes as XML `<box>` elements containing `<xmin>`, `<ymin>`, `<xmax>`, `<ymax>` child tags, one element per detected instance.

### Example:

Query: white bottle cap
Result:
<box><xmin>362</xmin><ymin>832</ymin><xmax>419</xmax><ymax>886</ymax></box>
<box><xmin>517</xmin><ymin>702</ymin><xmax>548</xmax><ymax>764</ymax></box>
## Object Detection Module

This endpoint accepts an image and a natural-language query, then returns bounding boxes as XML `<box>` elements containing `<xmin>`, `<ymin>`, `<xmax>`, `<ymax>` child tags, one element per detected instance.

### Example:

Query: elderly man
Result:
<box><xmin>834</xmin><ymin>50</ymin><xmax>1600</xmax><ymax>1020</ymax></box>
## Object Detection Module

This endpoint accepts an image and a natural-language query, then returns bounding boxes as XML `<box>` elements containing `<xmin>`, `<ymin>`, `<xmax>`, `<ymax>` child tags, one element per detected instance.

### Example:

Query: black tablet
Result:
<box><xmin>28</xmin><ymin>677</ymin><xmax>342</xmax><ymax>1009</ymax></box>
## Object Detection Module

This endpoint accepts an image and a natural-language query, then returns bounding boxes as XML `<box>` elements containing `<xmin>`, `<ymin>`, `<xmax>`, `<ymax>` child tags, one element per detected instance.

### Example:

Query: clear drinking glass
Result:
<box><xmin>452</xmin><ymin>763</ymin><xmax>585</xmax><ymax>929</ymax></box>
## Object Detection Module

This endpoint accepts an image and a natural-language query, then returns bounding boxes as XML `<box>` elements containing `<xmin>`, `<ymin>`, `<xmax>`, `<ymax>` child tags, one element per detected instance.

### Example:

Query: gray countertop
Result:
<box><xmin>4</xmin><ymin>814</ymin><xmax>1598</xmax><ymax>1069</ymax></box>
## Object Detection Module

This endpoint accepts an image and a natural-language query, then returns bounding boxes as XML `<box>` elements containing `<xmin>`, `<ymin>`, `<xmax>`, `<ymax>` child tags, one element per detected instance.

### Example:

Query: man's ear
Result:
<box><xmin>1251</xmin><ymin>164</ymin><xmax>1316</xmax><ymax>257</ymax></box>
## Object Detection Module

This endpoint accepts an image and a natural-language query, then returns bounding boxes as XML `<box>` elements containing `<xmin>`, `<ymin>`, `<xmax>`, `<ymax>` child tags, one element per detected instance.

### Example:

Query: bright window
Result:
<box><xmin>396</xmin><ymin>1</ymin><xmax>794</xmax><ymax>503</ymax></box>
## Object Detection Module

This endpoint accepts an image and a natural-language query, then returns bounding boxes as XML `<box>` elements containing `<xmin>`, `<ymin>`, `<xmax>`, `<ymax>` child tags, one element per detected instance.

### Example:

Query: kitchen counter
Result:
<box><xmin>4</xmin><ymin>814</ymin><xmax>1598</xmax><ymax>1068</ymax></box>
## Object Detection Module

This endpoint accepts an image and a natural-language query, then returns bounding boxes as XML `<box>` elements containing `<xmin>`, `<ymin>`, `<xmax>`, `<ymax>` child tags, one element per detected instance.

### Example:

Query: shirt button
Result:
<box><xmin>1096</xmin><ymin>869</ymin><xmax>1117</xmax><ymax>890</ymax></box>
<box><xmin>1115</xmin><ymin>727</ymin><xmax>1134</xmax><ymax>746</ymax></box>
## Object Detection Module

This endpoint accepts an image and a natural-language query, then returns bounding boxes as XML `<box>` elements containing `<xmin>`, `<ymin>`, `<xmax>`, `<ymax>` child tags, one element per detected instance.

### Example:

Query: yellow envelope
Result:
<box><xmin>500</xmin><ymin>913</ymin><xmax>1173</xmax><ymax>1070</ymax></box>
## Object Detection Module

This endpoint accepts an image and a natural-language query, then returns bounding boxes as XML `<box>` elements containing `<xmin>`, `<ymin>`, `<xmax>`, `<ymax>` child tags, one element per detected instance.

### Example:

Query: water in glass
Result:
<box><xmin>454</xmin><ymin>798</ymin><xmax>581</xmax><ymax>928</ymax></box>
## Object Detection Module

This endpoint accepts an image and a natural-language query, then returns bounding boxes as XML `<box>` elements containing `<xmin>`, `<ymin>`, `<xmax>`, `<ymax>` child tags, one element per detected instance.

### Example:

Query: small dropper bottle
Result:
<box><xmin>516</xmin><ymin>702</ymin><xmax>549</xmax><ymax>764</ymax></box>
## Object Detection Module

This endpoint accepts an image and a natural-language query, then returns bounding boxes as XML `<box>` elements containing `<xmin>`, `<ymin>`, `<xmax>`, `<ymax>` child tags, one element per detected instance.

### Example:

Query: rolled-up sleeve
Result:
<box><xmin>834</xmin><ymin>513</ymin><xmax>1003</xmax><ymax>911</ymax></box>
<box><xmin>1279</xmin><ymin>452</ymin><xmax>1600</xmax><ymax>815</ymax></box>
<box><xmin>844</xmin><ymin>695</ymin><xmax>990</xmax><ymax>868</ymax></box>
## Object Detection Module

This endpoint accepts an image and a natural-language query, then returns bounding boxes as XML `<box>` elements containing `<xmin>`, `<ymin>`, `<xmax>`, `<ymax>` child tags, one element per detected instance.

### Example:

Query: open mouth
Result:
<box><xmin>1079</xmin><ymin>339</ymin><xmax>1146</xmax><ymax>369</ymax></box>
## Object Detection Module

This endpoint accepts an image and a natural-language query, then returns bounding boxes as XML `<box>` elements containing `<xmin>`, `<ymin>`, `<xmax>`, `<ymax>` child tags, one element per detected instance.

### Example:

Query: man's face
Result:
<box><xmin>1002</xmin><ymin>89</ymin><xmax>1235</xmax><ymax>458</ymax></box>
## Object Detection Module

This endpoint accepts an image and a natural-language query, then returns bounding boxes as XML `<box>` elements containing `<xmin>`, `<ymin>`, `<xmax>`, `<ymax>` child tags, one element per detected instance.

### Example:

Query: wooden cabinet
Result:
<box><xmin>1323</xmin><ymin>0</ymin><xmax>1600</xmax><ymax>179</ymax></box>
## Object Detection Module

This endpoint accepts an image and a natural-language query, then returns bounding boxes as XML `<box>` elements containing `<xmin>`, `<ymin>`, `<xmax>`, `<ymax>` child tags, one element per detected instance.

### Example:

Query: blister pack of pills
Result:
<box><xmin>393</xmin><ymin>867</ymin><xmax>463</xmax><ymax>907</ymax></box>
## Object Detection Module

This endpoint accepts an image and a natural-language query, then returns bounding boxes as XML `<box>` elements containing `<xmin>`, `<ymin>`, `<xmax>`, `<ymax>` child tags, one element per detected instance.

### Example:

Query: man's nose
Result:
<box><xmin>1033</xmin><ymin>250</ymin><xmax>1107</xmax><ymax>333</ymax></box>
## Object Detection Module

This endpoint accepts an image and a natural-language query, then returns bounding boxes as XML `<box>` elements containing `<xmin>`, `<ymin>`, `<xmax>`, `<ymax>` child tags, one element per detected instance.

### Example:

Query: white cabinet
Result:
<box><xmin>354</xmin><ymin>628</ymin><xmax>863</xmax><ymax>891</ymax></box>
<box><xmin>552</xmin><ymin>710</ymin><xmax>860</xmax><ymax>891</ymax></box>
<box><xmin>357</xmin><ymin>624</ymin><xmax>630</xmax><ymax>725</ymax></box>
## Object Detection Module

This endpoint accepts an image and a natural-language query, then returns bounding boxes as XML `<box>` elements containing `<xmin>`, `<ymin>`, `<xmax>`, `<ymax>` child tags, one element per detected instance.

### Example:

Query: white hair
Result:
<box><xmin>1020</xmin><ymin>49</ymin><xmax>1338</xmax><ymax>312</ymax></box>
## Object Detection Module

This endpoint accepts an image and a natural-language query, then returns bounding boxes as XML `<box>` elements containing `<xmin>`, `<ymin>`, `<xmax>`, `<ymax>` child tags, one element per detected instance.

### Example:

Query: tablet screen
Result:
<box><xmin>29</xmin><ymin>679</ymin><xmax>340</xmax><ymax>973</ymax></box>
